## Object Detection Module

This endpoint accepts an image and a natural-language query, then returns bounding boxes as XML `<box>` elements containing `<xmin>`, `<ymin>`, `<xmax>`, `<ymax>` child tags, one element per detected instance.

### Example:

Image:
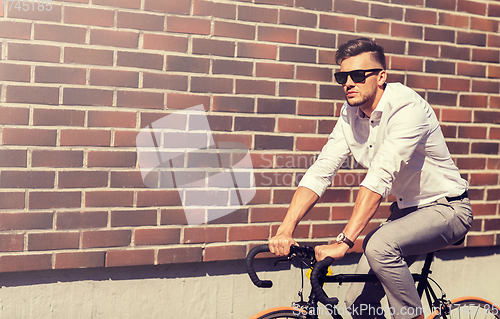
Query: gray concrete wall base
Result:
<box><xmin>0</xmin><ymin>246</ymin><xmax>498</xmax><ymax>319</ymax></box>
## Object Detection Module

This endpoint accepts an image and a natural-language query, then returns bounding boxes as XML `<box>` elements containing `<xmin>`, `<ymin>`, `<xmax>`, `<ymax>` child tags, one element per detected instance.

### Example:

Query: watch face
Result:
<box><xmin>336</xmin><ymin>233</ymin><xmax>344</xmax><ymax>242</ymax></box>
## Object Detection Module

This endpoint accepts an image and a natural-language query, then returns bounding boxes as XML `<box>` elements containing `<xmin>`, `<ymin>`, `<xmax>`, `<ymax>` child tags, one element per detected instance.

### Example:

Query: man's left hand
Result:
<box><xmin>314</xmin><ymin>243</ymin><xmax>350</xmax><ymax>262</ymax></box>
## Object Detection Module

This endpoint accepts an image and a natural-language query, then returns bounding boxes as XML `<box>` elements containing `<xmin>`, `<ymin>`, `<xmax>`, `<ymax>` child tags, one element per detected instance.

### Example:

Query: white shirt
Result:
<box><xmin>298</xmin><ymin>82</ymin><xmax>468</xmax><ymax>209</ymax></box>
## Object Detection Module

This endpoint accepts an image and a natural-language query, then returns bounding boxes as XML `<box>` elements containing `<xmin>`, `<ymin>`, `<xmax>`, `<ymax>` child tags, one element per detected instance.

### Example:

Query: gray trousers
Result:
<box><xmin>345</xmin><ymin>196</ymin><xmax>473</xmax><ymax>319</ymax></box>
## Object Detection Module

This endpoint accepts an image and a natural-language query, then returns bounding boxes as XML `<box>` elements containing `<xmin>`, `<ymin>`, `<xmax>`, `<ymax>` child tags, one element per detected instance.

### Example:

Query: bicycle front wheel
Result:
<box><xmin>428</xmin><ymin>296</ymin><xmax>500</xmax><ymax>319</ymax></box>
<box><xmin>249</xmin><ymin>306</ymin><xmax>307</xmax><ymax>319</ymax></box>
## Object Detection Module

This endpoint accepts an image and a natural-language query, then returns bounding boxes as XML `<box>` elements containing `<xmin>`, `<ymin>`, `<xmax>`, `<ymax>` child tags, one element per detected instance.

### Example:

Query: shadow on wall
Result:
<box><xmin>0</xmin><ymin>246</ymin><xmax>496</xmax><ymax>289</ymax></box>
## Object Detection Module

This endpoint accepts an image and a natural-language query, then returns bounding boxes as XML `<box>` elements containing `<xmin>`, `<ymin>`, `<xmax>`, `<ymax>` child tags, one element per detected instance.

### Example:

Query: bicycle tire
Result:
<box><xmin>249</xmin><ymin>307</ymin><xmax>307</xmax><ymax>319</ymax></box>
<box><xmin>428</xmin><ymin>296</ymin><xmax>500</xmax><ymax>319</ymax></box>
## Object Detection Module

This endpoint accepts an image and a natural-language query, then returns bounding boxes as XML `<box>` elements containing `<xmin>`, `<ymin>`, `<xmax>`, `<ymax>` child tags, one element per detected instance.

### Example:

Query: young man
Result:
<box><xmin>268</xmin><ymin>38</ymin><xmax>473</xmax><ymax>319</ymax></box>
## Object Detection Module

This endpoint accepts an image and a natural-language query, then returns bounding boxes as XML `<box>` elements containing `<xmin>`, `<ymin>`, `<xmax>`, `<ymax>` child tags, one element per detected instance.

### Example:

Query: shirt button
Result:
<box><xmin>369</xmin><ymin>145</ymin><xmax>373</xmax><ymax>148</ymax></box>
<box><xmin>371</xmin><ymin>120</ymin><xmax>374</xmax><ymax>124</ymax></box>
<box><xmin>399</xmin><ymin>198</ymin><xmax>403</xmax><ymax>201</ymax></box>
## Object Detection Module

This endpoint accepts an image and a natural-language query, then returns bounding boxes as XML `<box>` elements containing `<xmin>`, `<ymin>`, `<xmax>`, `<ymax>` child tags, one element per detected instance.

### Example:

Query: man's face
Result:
<box><xmin>339</xmin><ymin>52</ymin><xmax>384</xmax><ymax>108</ymax></box>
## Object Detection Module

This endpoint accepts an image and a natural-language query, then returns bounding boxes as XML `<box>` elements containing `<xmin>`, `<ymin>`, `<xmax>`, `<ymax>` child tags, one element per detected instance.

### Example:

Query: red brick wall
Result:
<box><xmin>0</xmin><ymin>0</ymin><xmax>499</xmax><ymax>272</ymax></box>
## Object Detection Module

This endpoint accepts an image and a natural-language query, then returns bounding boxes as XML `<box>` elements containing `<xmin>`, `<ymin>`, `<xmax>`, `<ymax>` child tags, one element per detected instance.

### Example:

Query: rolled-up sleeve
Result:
<box><xmin>298</xmin><ymin>119</ymin><xmax>351</xmax><ymax>197</ymax></box>
<box><xmin>360</xmin><ymin>101</ymin><xmax>430</xmax><ymax>198</ymax></box>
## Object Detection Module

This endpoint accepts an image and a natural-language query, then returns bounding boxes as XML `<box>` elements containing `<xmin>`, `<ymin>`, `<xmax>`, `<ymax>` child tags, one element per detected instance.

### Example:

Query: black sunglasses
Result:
<box><xmin>334</xmin><ymin>68</ymin><xmax>383</xmax><ymax>85</ymax></box>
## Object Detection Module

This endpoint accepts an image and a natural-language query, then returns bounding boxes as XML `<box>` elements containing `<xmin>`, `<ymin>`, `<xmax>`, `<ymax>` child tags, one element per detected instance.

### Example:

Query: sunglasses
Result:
<box><xmin>334</xmin><ymin>68</ymin><xmax>383</xmax><ymax>85</ymax></box>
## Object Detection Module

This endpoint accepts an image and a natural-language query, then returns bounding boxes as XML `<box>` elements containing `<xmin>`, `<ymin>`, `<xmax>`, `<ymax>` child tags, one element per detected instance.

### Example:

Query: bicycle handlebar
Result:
<box><xmin>245</xmin><ymin>244</ymin><xmax>273</xmax><ymax>288</ymax></box>
<box><xmin>310</xmin><ymin>257</ymin><xmax>339</xmax><ymax>306</ymax></box>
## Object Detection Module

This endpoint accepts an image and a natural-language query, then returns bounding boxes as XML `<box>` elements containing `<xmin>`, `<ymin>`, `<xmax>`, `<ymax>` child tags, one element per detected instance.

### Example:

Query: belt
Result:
<box><xmin>445</xmin><ymin>191</ymin><xmax>468</xmax><ymax>202</ymax></box>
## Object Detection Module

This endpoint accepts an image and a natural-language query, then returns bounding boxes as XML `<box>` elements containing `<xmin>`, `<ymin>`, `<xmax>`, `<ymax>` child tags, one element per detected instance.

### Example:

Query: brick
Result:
<box><xmin>32</xmin><ymin>150</ymin><xmax>83</xmax><ymax>168</ymax></box>
<box><xmin>279</xmin><ymin>82</ymin><xmax>316</xmax><ymax>98</ymax></box>
<box><xmin>161</xmin><ymin>209</ymin><xmax>188</xmax><ymax>225</ymax></box>
<box><xmin>255</xmin><ymin>135</ymin><xmax>293</xmax><ymax>150</ymax></box>
<box><xmin>137</xmin><ymin>190</ymin><xmax>182</xmax><ymax>207</ymax></box>
<box><xmin>487</xmin><ymin>189</ymin><xmax>500</xmax><ymax>201</ymax></box>
<box><xmin>391</xmin><ymin>56</ymin><xmax>423</xmax><ymax>72</ymax></box>
<box><xmin>64</xmin><ymin>47</ymin><xmax>113</xmax><ymax>66</ymax></box>
<box><xmin>460</xmin><ymin>94</ymin><xmax>487</xmax><ymax>108</ymax></box>
<box><xmin>472</xmin><ymin>48</ymin><xmax>500</xmax><ymax>63</ymax></box>
<box><xmin>0</xmin><ymin>63</ymin><xmax>30</xmax><ymax>82</ymax></box>
<box><xmin>82</xmin><ymin>230</ymin><xmax>131</xmax><ymax>248</ymax></box>
<box><xmin>60</xmin><ymin>129</ymin><xmax>111</xmax><ymax>146</ymax></box>
<box><xmin>238</xmin><ymin>5</ymin><xmax>277</xmax><ymax>23</ymax></box>
<box><xmin>312</xmin><ymin>223</ymin><xmax>346</xmax><ymax>238</ymax></box>
<box><xmin>28</xmin><ymin>232</ymin><xmax>79</xmax><ymax>251</ymax></box>
<box><xmin>64</xmin><ymin>6</ymin><xmax>113</xmax><ymax>27</ymax></box>
<box><xmin>145</xmin><ymin>0</ymin><xmax>190</xmax><ymax>14</ymax></box>
<box><xmin>467</xmin><ymin>234</ymin><xmax>494</xmax><ymax>247</ymax></box>
<box><xmin>318</xmin><ymin>189</ymin><xmax>351</xmax><ymax>203</ymax></box>
<box><xmin>143</xmin><ymin>33</ymin><xmax>188</xmax><ymax>52</ymax></box>
<box><xmin>90</xmin><ymin>29</ymin><xmax>139</xmax><ymax>48</ymax></box>
<box><xmin>157</xmin><ymin>247</ymin><xmax>202</xmax><ymax>264</ymax></box>
<box><xmin>0</xmin><ymin>106</ymin><xmax>29</xmax><ymax>125</ymax></box>
<box><xmin>58</xmin><ymin>171</ymin><xmax>108</xmax><ymax>188</ymax></box>
<box><xmin>319</xmin><ymin>84</ymin><xmax>345</xmax><ymax>100</ymax></box>
<box><xmin>6</xmin><ymin>85</ymin><xmax>58</xmax><ymax>105</ymax></box>
<box><xmin>487</xmin><ymin>158</ymin><xmax>500</xmax><ymax>169</ymax></box>
<box><xmin>472</xmin><ymin>80</ymin><xmax>499</xmax><ymax>94</ymax></box>
<box><xmin>408</xmin><ymin>42</ymin><xmax>439</xmax><ymax>58</ymax></box>
<box><xmin>257</xmin><ymin>98</ymin><xmax>295</xmax><ymax>114</ymax></box>
<box><xmin>166</xmin><ymin>55</ymin><xmax>209</xmax><ymax>73</ymax></box>
<box><xmin>191</xmin><ymin>77</ymin><xmax>233</xmax><ymax>94</ymax></box>
<box><xmin>0</xmin><ymin>21</ymin><xmax>31</xmax><ymax>40</ymax></box>
<box><xmin>183</xmin><ymin>227</ymin><xmax>226</xmax><ymax>244</ymax></box>
<box><xmin>228</xmin><ymin>225</ymin><xmax>269</xmax><ymax>241</ymax></box>
<box><xmin>117</xmin><ymin>11</ymin><xmax>164</xmax><ymax>31</ymax></box>
<box><xmin>298</xmin><ymin>30</ymin><xmax>336</xmax><ymax>48</ymax></box>
<box><xmin>167</xmin><ymin>16</ymin><xmax>210</xmax><ymax>35</ymax></box>
<box><xmin>93</xmin><ymin>0</ymin><xmax>140</xmax><ymax>8</ymax></box>
<box><xmin>88</xmin><ymin>110</ymin><xmax>136</xmax><ymax>128</ymax></box>
<box><xmin>55</xmin><ymin>251</ymin><xmax>106</xmax><ymax>269</ymax></box>
<box><xmin>280</xmin><ymin>46</ymin><xmax>316</xmax><ymax>63</ymax></box>
<box><xmin>63</xmin><ymin>88</ymin><xmax>113</xmax><ymax>106</ymax></box>
<box><xmin>458</xmin><ymin>0</ymin><xmax>486</xmax><ymax>15</ymax></box>
<box><xmin>56</xmin><ymin>211</ymin><xmax>108</xmax><ymax>229</ymax></box>
<box><xmin>488</xmin><ymin>34</ymin><xmax>500</xmax><ymax>48</ymax></box>
<box><xmin>405</xmin><ymin>8</ymin><xmax>437</xmax><ymax>24</ymax></box>
<box><xmin>0</xmin><ymin>234</ymin><xmax>23</xmax><ymax>252</ymax></box>
<box><xmin>134</xmin><ymin>228</ymin><xmax>181</xmax><ymax>245</ymax></box>
<box><xmin>471</xmin><ymin>142</ymin><xmax>499</xmax><ymax>154</ymax></box>
<box><xmin>446</xmin><ymin>141</ymin><xmax>470</xmax><ymax>154</ymax></box>
<box><xmin>471</xmin><ymin>17</ymin><xmax>498</xmax><ymax>32</ymax></box>
<box><xmin>320</xmin><ymin>14</ymin><xmax>355</xmax><ymax>32</ymax></box>
<box><xmin>489</xmin><ymin>65</ymin><xmax>500</xmax><ymax>78</ymax></box>
<box><xmin>192</xmin><ymin>38</ymin><xmax>235</xmax><ymax>57</ymax></box>
<box><xmin>85</xmin><ymin>191</ymin><xmax>134</xmax><ymax>207</ymax></box>
<box><xmin>407</xmin><ymin>75</ymin><xmax>439</xmax><ymax>90</ymax></box>
<box><xmin>0</xmin><ymin>254</ymin><xmax>52</xmax><ymax>273</ymax></box>
<box><xmin>117</xmin><ymin>90</ymin><xmax>164</xmax><ymax>109</ymax></box>
<box><xmin>334</xmin><ymin>0</ymin><xmax>369</xmax><ymax>16</ymax></box>
<box><xmin>213</xmin><ymin>59</ymin><xmax>253</xmax><ymax>76</ymax></box>
<box><xmin>117</xmin><ymin>51</ymin><xmax>163</xmax><ymax>70</ymax></box>
<box><xmin>425</xmin><ymin>27</ymin><xmax>455</xmax><ymax>43</ymax></box>
<box><xmin>441</xmin><ymin>109</ymin><xmax>472</xmax><ymax>123</ymax></box>
<box><xmin>278</xmin><ymin>118</ymin><xmax>315</xmax><ymax>133</ymax></box>
<box><xmin>193</xmin><ymin>0</ymin><xmax>236</xmax><ymax>19</ymax></box>
<box><xmin>166</xmin><ymin>93</ymin><xmax>210</xmax><ymax>110</ymax></box>
<box><xmin>212</xmin><ymin>96</ymin><xmax>254</xmax><ymax>113</ymax></box>
<box><xmin>491</xmin><ymin>128</ymin><xmax>500</xmax><ymax>139</ymax></box>
<box><xmin>214</xmin><ymin>21</ymin><xmax>255</xmax><ymax>40</ymax></box>
<box><xmin>204</xmin><ymin>245</ymin><xmax>246</xmax><ymax>262</ymax></box>
<box><xmin>87</xmin><ymin>151</ymin><xmax>136</xmax><ymax>167</ymax></box>
<box><xmin>0</xmin><ymin>212</ymin><xmax>52</xmax><ymax>231</ymax></box>
<box><xmin>489</xmin><ymin>3</ymin><xmax>500</xmax><ymax>17</ymax></box>
<box><xmin>356</xmin><ymin>19</ymin><xmax>390</xmax><ymax>35</ymax></box>
<box><xmin>237</xmin><ymin>42</ymin><xmax>277</xmax><ymax>59</ymax></box>
<box><xmin>391</xmin><ymin>23</ymin><xmax>423</xmax><ymax>39</ymax></box>
<box><xmin>296</xmin><ymin>66</ymin><xmax>332</xmax><ymax>82</ymax></box>
<box><xmin>456</xmin><ymin>31</ymin><xmax>487</xmax><ymax>47</ymax></box>
<box><xmin>457</xmin><ymin>62</ymin><xmax>486</xmax><ymax>77</ymax></box>
<box><xmin>235</xmin><ymin>79</ymin><xmax>275</xmax><ymax>95</ymax></box>
<box><xmin>439</xmin><ymin>12</ymin><xmax>469</xmax><ymax>28</ymax></box>
<box><xmin>106</xmin><ymin>249</ymin><xmax>155</xmax><ymax>267</ymax></box>
<box><xmin>440</xmin><ymin>45</ymin><xmax>470</xmax><ymax>61</ymax></box>
<box><xmin>298</xmin><ymin>100</ymin><xmax>334</xmax><ymax>116</ymax></box>
<box><xmin>29</xmin><ymin>191</ymin><xmax>81</xmax><ymax>209</ymax></box>
<box><xmin>250</xmin><ymin>207</ymin><xmax>287</xmax><ymax>223</ymax></box>
<box><xmin>258</xmin><ymin>26</ymin><xmax>296</xmax><ymax>44</ymax></box>
<box><xmin>34</xmin><ymin>23</ymin><xmax>86</xmax><ymax>44</ymax></box>
<box><xmin>2</xmin><ymin>128</ymin><xmax>56</xmax><ymax>146</ymax></box>
<box><xmin>110</xmin><ymin>171</ymin><xmax>146</xmax><ymax>188</ymax></box>
<box><xmin>374</xmin><ymin>38</ymin><xmax>406</xmax><ymax>55</ymax></box>
<box><xmin>371</xmin><ymin>4</ymin><xmax>403</xmax><ymax>20</ymax></box>
<box><xmin>234</xmin><ymin>117</ymin><xmax>274</xmax><ymax>132</ymax></box>
<box><xmin>35</xmin><ymin>66</ymin><xmax>86</xmax><ymax>85</ymax></box>
<box><xmin>456</xmin><ymin>157</ymin><xmax>486</xmax><ymax>169</ymax></box>
<box><xmin>6</xmin><ymin>3</ymin><xmax>61</xmax><ymax>22</ymax></box>
<box><xmin>255</xmin><ymin>171</ymin><xmax>295</xmax><ymax>187</ymax></box>
<box><xmin>296</xmin><ymin>136</ymin><xmax>328</xmax><ymax>151</ymax></box>
<box><xmin>0</xmin><ymin>192</ymin><xmax>25</xmax><ymax>209</ymax></box>
<box><xmin>492</xmin><ymin>97</ymin><xmax>500</xmax><ymax>108</ymax></box>
<box><xmin>469</xmin><ymin>173</ymin><xmax>498</xmax><ymax>186</ymax></box>
<box><xmin>256</xmin><ymin>62</ymin><xmax>294</xmax><ymax>79</ymax></box>
<box><xmin>428</xmin><ymin>92</ymin><xmax>457</xmax><ymax>106</ymax></box>
<box><xmin>111</xmin><ymin>210</ymin><xmax>157</xmax><ymax>227</ymax></box>
<box><xmin>143</xmin><ymin>73</ymin><xmax>188</xmax><ymax>91</ymax></box>
<box><xmin>280</xmin><ymin>9</ymin><xmax>317</xmax><ymax>28</ymax></box>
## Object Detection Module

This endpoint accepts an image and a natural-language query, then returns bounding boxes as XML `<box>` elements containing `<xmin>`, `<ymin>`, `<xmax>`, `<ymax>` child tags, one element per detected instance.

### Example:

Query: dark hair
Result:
<box><xmin>335</xmin><ymin>38</ymin><xmax>386</xmax><ymax>69</ymax></box>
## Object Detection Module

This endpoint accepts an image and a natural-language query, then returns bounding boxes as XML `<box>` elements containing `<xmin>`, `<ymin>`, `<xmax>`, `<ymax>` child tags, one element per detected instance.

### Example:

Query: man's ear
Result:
<box><xmin>377</xmin><ymin>69</ymin><xmax>387</xmax><ymax>87</ymax></box>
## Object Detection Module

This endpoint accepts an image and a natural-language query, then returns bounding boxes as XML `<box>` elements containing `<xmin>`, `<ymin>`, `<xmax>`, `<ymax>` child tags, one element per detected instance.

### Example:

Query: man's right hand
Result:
<box><xmin>269</xmin><ymin>234</ymin><xmax>297</xmax><ymax>257</ymax></box>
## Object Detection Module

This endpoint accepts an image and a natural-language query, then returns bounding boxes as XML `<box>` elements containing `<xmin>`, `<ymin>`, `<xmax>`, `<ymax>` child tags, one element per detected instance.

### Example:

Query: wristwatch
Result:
<box><xmin>336</xmin><ymin>232</ymin><xmax>354</xmax><ymax>249</ymax></box>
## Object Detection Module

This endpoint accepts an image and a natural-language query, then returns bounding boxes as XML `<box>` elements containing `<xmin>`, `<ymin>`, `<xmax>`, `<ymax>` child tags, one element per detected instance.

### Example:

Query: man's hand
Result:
<box><xmin>269</xmin><ymin>233</ymin><xmax>297</xmax><ymax>257</ymax></box>
<box><xmin>314</xmin><ymin>243</ymin><xmax>350</xmax><ymax>262</ymax></box>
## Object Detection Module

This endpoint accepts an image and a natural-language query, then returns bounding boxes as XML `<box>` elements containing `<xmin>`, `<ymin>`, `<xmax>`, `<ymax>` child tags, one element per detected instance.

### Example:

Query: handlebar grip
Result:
<box><xmin>310</xmin><ymin>257</ymin><xmax>339</xmax><ymax>306</ymax></box>
<box><xmin>246</xmin><ymin>244</ymin><xmax>273</xmax><ymax>288</ymax></box>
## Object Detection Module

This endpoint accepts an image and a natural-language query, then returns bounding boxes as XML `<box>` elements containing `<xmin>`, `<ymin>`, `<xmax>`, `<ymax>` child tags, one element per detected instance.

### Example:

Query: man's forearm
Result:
<box><xmin>275</xmin><ymin>186</ymin><xmax>319</xmax><ymax>236</ymax></box>
<box><xmin>342</xmin><ymin>186</ymin><xmax>382</xmax><ymax>242</ymax></box>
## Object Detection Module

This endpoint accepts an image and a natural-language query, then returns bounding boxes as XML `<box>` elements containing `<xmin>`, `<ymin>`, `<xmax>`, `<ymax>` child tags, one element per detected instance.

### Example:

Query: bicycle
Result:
<box><xmin>246</xmin><ymin>243</ymin><xmax>500</xmax><ymax>319</ymax></box>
